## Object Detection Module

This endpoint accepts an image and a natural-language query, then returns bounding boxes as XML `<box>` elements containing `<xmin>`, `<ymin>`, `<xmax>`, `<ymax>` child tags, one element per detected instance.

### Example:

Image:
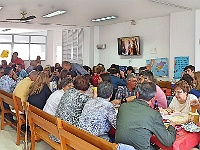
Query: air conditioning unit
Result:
<box><xmin>96</xmin><ymin>44</ymin><xmax>106</xmax><ymax>49</ymax></box>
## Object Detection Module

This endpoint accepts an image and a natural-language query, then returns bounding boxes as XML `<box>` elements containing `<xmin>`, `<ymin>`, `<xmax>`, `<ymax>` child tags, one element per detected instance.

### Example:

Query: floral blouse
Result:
<box><xmin>78</xmin><ymin>97</ymin><xmax>117</xmax><ymax>141</ymax></box>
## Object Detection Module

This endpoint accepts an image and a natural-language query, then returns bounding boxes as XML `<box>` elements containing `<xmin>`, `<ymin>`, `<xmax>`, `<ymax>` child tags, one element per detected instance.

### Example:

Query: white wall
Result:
<box><xmin>169</xmin><ymin>11</ymin><xmax>195</xmax><ymax>79</ymax></box>
<box><xmin>97</xmin><ymin>16</ymin><xmax>170</xmax><ymax>80</ymax></box>
<box><xmin>195</xmin><ymin>10</ymin><xmax>200</xmax><ymax>71</ymax></box>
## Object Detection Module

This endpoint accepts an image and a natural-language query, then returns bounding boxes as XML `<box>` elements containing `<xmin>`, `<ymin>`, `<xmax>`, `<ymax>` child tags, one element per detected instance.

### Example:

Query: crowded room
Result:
<box><xmin>0</xmin><ymin>0</ymin><xmax>200</xmax><ymax>150</ymax></box>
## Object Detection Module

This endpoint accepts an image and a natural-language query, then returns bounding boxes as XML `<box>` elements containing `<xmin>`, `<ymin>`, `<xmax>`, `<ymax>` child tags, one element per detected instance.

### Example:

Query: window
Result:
<box><xmin>62</xmin><ymin>28</ymin><xmax>83</xmax><ymax>65</ymax></box>
<box><xmin>30</xmin><ymin>44</ymin><xmax>46</xmax><ymax>60</ymax></box>
<box><xmin>13</xmin><ymin>44</ymin><xmax>29</xmax><ymax>60</ymax></box>
<box><xmin>0</xmin><ymin>34</ymin><xmax>47</xmax><ymax>61</ymax></box>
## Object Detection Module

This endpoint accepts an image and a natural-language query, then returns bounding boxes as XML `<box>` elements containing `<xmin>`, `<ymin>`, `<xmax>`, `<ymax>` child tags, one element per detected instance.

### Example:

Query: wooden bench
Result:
<box><xmin>12</xmin><ymin>94</ymin><xmax>26</xmax><ymax>145</ymax></box>
<box><xmin>0</xmin><ymin>90</ymin><xmax>27</xmax><ymax>145</ymax></box>
<box><xmin>58</xmin><ymin>119</ymin><xmax>118</xmax><ymax>150</ymax></box>
<box><xmin>26</xmin><ymin>102</ymin><xmax>61</xmax><ymax>150</ymax></box>
<box><xmin>0</xmin><ymin>89</ymin><xmax>16</xmax><ymax>130</ymax></box>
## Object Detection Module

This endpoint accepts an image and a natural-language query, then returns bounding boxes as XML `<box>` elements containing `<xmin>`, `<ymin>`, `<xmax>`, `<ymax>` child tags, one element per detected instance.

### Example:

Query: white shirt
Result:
<box><xmin>43</xmin><ymin>89</ymin><xmax>65</xmax><ymax>116</ymax></box>
<box><xmin>169</xmin><ymin>94</ymin><xmax>197</xmax><ymax>114</ymax></box>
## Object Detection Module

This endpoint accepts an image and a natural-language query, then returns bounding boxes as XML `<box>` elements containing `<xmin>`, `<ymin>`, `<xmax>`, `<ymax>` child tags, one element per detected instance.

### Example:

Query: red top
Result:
<box><xmin>11</xmin><ymin>57</ymin><xmax>25</xmax><ymax>69</ymax></box>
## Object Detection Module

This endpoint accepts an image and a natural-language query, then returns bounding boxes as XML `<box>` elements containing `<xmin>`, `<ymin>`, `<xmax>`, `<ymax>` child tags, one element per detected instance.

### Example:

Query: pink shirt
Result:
<box><xmin>151</xmin><ymin>85</ymin><xmax>167</xmax><ymax>109</ymax></box>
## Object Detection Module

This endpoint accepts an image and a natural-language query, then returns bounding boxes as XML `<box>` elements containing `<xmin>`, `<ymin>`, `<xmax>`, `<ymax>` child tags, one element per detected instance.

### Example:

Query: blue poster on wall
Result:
<box><xmin>174</xmin><ymin>56</ymin><xmax>189</xmax><ymax>79</ymax></box>
<box><xmin>146</xmin><ymin>58</ymin><xmax>168</xmax><ymax>77</ymax></box>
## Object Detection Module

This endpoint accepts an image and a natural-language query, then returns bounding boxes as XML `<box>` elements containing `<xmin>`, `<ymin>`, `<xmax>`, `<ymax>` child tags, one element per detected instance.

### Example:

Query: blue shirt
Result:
<box><xmin>110</xmin><ymin>74</ymin><xmax>126</xmax><ymax>89</ymax></box>
<box><xmin>190</xmin><ymin>88</ymin><xmax>200</xmax><ymax>98</ymax></box>
<box><xmin>71</xmin><ymin>63</ymin><xmax>89</xmax><ymax>76</ymax></box>
<box><xmin>0</xmin><ymin>75</ymin><xmax>17</xmax><ymax>93</ymax></box>
<box><xmin>17</xmin><ymin>69</ymin><xmax>28</xmax><ymax>82</ymax></box>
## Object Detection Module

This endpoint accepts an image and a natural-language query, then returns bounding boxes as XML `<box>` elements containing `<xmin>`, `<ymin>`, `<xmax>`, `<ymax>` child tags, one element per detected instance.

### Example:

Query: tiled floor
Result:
<box><xmin>0</xmin><ymin>116</ymin><xmax>52</xmax><ymax>150</ymax></box>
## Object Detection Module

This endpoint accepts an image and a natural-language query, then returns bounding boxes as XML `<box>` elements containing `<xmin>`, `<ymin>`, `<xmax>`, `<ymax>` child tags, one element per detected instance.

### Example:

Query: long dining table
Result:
<box><xmin>150</xmin><ymin>127</ymin><xmax>200</xmax><ymax>150</ymax></box>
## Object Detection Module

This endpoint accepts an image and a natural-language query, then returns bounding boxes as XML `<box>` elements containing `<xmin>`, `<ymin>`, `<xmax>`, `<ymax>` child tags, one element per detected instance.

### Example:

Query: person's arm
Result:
<box><xmin>107</xmin><ymin>104</ymin><xmax>117</xmax><ymax>129</ymax></box>
<box><xmin>44</xmin><ymin>84</ymin><xmax>52</xmax><ymax>99</ymax></box>
<box><xmin>73</xmin><ymin>63</ymin><xmax>89</xmax><ymax>75</ymax></box>
<box><xmin>152</xmin><ymin>112</ymin><xmax>176</xmax><ymax>147</ymax></box>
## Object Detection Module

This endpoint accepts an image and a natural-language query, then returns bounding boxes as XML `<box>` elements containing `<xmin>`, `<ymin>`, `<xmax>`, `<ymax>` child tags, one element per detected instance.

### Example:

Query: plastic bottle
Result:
<box><xmin>171</xmin><ymin>77</ymin><xmax>176</xmax><ymax>95</ymax></box>
<box><xmin>154</xmin><ymin>100</ymin><xmax>159</xmax><ymax>111</ymax></box>
<box><xmin>52</xmin><ymin>77</ymin><xmax>57</xmax><ymax>92</ymax></box>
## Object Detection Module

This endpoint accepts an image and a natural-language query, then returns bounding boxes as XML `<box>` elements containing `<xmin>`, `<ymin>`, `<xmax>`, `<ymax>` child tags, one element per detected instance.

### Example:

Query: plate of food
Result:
<box><xmin>169</xmin><ymin>114</ymin><xmax>188</xmax><ymax>125</ymax></box>
<box><xmin>182</xmin><ymin>122</ymin><xmax>200</xmax><ymax>132</ymax></box>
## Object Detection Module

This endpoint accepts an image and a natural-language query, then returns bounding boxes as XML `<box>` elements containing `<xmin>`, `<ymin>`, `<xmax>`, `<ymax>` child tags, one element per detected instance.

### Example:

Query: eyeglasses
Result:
<box><xmin>174</xmin><ymin>90</ymin><xmax>184</xmax><ymax>95</ymax></box>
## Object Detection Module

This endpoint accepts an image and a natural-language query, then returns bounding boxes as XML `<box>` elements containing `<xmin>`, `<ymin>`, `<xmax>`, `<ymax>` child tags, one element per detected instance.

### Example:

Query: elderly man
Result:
<box><xmin>62</xmin><ymin>61</ymin><xmax>88</xmax><ymax>76</ymax></box>
<box><xmin>138</xmin><ymin>70</ymin><xmax>167</xmax><ymax>109</ymax></box>
<box><xmin>78</xmin><ymin>81</ymin><xmax>117</xmax><ymax>141</ymax></box>
<box><xmin>114</xmin><ymin>74</ymin><xmax>137</xmax><ymax>103</ymax></box>
<box><xmin>13</xmin><ymin>70</ymin><xmax>39</xmax><ymax>104</ymax></box>
<box><xmin>115</xmin><ymin>82</ymin><xmax>176</xmax><ymax>150</ymax></box>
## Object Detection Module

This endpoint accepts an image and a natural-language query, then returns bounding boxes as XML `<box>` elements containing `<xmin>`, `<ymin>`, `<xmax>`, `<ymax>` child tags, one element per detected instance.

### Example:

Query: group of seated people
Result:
<box><xmin>0</xmin><ymin>54</ymin><xmax>200</xmax><ymax>150</ymax></box>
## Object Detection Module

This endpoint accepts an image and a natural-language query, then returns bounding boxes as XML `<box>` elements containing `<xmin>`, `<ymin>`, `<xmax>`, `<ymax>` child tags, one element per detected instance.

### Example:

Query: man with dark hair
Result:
<box><xmin>78</xmin><ymin>81</ymin><xmax>117</xmax><ymax>141</ymax></box>
<box><xmin>62</xmin><ymin>61</ymin><xmax>88</xmax><ymax>76</ymax></box>
<box><xmin>184</xmin><ymin>65</ymin><xmax>195</xmax><ymax>79</ymax></box>
<box><xmin>16</xmin><ymin>63</ymin><xmax>28</xmax><ymax>82</ymax></box>
<box><xmin>138</xmin><ymin>70</ymin><xmax>167</xmax><ymax>108</ymax></box>
<box><xmin>0</xmin><ymin>66</ymin><xmax>17</xmax><ymax>122</ymax></box>
<box><xmin>10</xmin><ymin>52</ymin><xmax>25</xmax><ymax>69</ymax></box>
<box><xmin>115</xmin><ymin>82</ymin><xmax>176</xmax><ymax>150</ymax></box>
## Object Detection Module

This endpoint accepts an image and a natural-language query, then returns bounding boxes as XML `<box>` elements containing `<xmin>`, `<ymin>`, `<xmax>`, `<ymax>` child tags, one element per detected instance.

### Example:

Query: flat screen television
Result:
<box><xmin>118</xmin><ymin>36</ymin><xmax>140</xmax><ymax>55</ymax></box>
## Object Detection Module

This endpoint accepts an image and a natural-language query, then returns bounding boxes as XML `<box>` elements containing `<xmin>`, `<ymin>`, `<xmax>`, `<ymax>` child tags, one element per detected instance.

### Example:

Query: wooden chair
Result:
<box><xmin>58</xmin><ymin>119</ymin><xmax>118</xmax><ymax>150</ymax></box>
<box><xmin>12</xmin><ymin>94</ymin><xmax>26</xmax><ymax>145</ymax></box>
<box><xmin>26</xmin><ymin>102</ymin><xmax>61</xmax><ymax>150</ymax></box>
<box><xmin>0</xmin><ymin>89</ymin><xmax>16</xmax><ymax>130</ymax></box>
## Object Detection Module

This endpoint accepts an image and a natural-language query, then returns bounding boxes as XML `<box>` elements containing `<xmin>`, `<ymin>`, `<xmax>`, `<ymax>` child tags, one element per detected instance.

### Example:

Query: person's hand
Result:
<box><xmin>111</xmin><ymin>99</ymin><xmax>121</xmax><ymax>105</ymax></box>
<box><xmin>120</xmin><ymin>70</ymin><xmax>125</xmax><ymax>78</ymax></box>
<box><xmin>12</xmin><ymin>71</ymin><xmax>17</xmax><ymax>81</ymax></box>
<box><xmin>190</xmin><ymin>99</ymin><xmax>200</xmax><ymax>111</ymax></box>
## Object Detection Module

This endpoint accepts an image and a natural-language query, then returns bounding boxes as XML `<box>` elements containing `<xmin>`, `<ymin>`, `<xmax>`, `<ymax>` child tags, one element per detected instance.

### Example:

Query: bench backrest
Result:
<box><xmin>58</xmin><ymin>119</ymin><xmax>117</xmax><ymax>150</ymax></box>
<box><xmin>27</xmin><ymin>103</ymin><xmax>59</xmax><ymax>139</ymax></box>
<box><xmin>0</xmin><ymin>89</ymin><xmax>14</xmax><ymax>107</ymax></box>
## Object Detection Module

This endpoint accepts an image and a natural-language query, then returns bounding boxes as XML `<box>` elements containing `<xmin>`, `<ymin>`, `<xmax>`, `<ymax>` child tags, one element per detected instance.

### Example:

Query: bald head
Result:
<box><xmin>29</xmin><ymin>70</ymin><xmax>39</xmax><ymax>81</ymax></box>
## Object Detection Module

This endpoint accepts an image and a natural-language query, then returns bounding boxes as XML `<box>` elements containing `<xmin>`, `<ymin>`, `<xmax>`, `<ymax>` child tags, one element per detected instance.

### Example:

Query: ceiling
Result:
<box><xmin>0</xmin><ymin>0</ymin><xmax>200</xmax><ymax>31</ymax></box>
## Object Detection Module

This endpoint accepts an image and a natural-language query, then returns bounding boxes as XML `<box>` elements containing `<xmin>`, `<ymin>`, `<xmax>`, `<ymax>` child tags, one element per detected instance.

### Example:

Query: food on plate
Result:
<box><xmin>170</xmin><ymin>115</ymin><xmax>188</xmax><ymax>125</ymax></box>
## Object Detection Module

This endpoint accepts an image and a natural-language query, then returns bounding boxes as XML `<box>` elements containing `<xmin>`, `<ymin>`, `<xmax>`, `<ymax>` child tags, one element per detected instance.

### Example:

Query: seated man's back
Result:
<box><xmin>115</xmin><ymin>82</ymin><xmax>176</xmax><ymax>150</ymax></box>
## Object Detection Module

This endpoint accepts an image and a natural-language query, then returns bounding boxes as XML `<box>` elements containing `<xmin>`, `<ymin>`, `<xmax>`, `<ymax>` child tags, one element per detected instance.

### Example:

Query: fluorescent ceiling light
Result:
<box><xmin>42</xmin><ymin>10</ymin><xmax>66</xmax><ymax>18</ymax></box>
<box><xmin>0</xmin><ymin>6</ymin><xmax>3</xmax><ymax>10</ymax></box>
<box><xmin>92</xmin><ymin>15</ymin><xmax>117</xmax><ymax>22</ymax></box>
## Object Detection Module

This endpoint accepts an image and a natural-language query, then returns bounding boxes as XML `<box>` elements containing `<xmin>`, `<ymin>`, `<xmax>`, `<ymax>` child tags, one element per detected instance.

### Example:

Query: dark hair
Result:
<box><xmin>108</xmin><ymin>68</ymin><xmax>120</xmax><ymax>74</ymax></box>
<box><xmin>34</xmin><ymin>65</ymin><xmax>43</xmax><ymax>71</ymax></box>
<box><xmin>55</xmin><ymin>66</ymin><xmax>63</xmax><ymax>73</ymax></box>
<box><xmin>180</xmin><ymin>74</ymin><xmax>193</xmax><ymax>87</ymax></box>
<box><xmin>55</xmin><ymin>63</ymin><xmax>60</xmax><ymax>68</ymax></box>
<box><xmin>83</xmin><ymin>65</ymin><xmax>92</xmax><ymax>75</ymax></box>
<box><xmin>4</xmin><ymin>66</ymin><xmax>13</xmax><ymax>75</ymax></box>
<box><xmin>174</xmin><ymin>80</ymin><xmax>190</xmax><ymax>94</ymax></box>
<box><xmin>60</xmin><ymin>69</ymin><xmax>68</xmax><ymax>80</ymax></box>
<box><xmin>67</xmin><ymin>71</ymin><xmax>77</xmax><ymax>78</ymax></box>
<box><xmin>139</xmin><ymin>70</ymin><xmax>154</xmax><ymax>82</ymax></box>
<box><xmin>60</xmin><ymin>78</ymin><xmax>73</xmax><ymax>88</ymax></box>
<box><xmin>84</xmin><ymin>74</ymin><xmax>93</xmax><ymax>84</ymax></box>
<box><xmin>184</xmin><ymin>65</ymin><xmax>195</xmax><ymax>72</ymax></box>
<box><xmin>139</xmin><ymin>66</ymin><xmax>147</xmax><ymax>73</ymax></box>
<box><xmin>135</xmin><ymin>82</ymin><xmax>156</xmax><ymax>101</ymax></box>
<box><xmin>97</xmin><ymin>81</ymin><xmax>113</xmax><ymax>99</ymax></box>
<box><xmin>73</xmin><ymin>76</ymin><xmax>90</xmax><ymax>91</ymax></box>
<box><xmin>126</xmin><ymin>66</ymin><xmax>134</xmax><ymax>73</ymax></box>
<box><xmin>13</xmin><ymin>52</ymin><xmax>18</xmax><ymax>56</ymax></box>
<box><xmin>100</xmin><ymin>73</ymin><xmax>111</xmax><ymax>82</ymax></box>
<box><xmin>16</xmin><ymin>63</ymin><xmax>22</xmax><ymax>68</ymax></box>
